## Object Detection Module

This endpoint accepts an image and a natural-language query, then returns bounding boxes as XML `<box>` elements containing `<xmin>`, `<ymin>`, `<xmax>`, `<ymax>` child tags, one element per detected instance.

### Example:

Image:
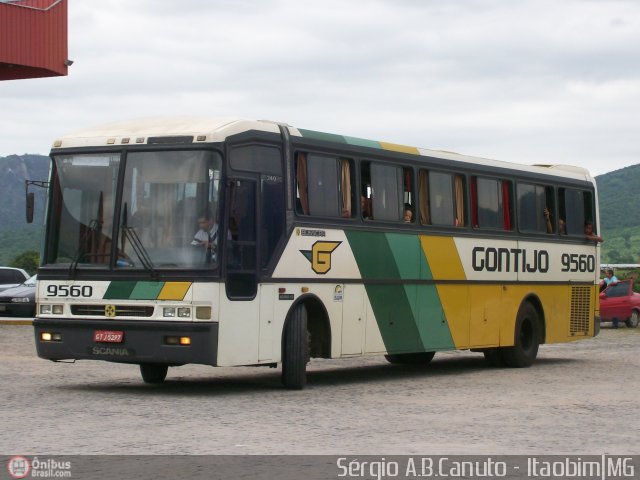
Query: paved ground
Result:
<box><xmin>0</xmin><ymin>321</ymin><xmax>638</xmax><ymax>455</ymax></box>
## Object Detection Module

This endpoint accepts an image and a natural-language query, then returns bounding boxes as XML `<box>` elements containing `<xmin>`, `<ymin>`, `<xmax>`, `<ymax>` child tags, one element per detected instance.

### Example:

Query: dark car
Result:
<box><xmin>599</xmin><ymin>279</ymin><xmax>640</xmax><ymax>328</ymax></box>
<box><xmin>0</xmin><ymin>266</ymin><xmax>29</xmax><ymax>293</ymax></box>
<box><xmin>0</xmin><ymin>275</ymin><xmax>36</xmax><ymax>317</ymax></box>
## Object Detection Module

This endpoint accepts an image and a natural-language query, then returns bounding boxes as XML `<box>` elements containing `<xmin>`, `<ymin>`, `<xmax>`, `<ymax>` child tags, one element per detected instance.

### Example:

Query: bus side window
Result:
<box><xmin>517</xmin><ymin>182</ymin><xmax>553</xmax><ymax>234</ymax></box>
<box><xmin>559</xmin><ymin>187</ymin><xmax>596</xmax><ymax>236</ymax></box>
<box><xmin>472</xmin><ymin>176</ymin><xmax>513</xmax><ymax>231</ymax></box>
<box><xmin>370</xmin><ymin>162</ymin><xmax>403</xmax><ymax>222</ymax></box>
<box><xmin>296</xmin><ymin>152</ymin><xmax>353</xmax><ymax>218</ymax></box>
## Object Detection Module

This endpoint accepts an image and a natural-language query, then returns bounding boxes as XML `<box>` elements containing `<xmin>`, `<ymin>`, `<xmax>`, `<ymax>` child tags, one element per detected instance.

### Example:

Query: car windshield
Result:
<box><xmin>44</xmin><ymin>150</ymin><xmax>223</xmax><ymax>270</ymax></box>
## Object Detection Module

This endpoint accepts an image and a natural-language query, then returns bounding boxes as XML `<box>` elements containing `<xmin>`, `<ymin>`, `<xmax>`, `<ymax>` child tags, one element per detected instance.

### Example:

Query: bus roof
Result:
<box><xmin>52</xmin><ymin>116</ymin><xmax>593</xmax><ymax>182</ymax></box>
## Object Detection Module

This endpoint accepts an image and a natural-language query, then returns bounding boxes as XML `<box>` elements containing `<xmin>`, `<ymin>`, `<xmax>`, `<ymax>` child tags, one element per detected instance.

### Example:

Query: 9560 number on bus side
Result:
<box><xmin>46</xmin><ymin>285</ymin><xmax>94</xmax><ymax>297</ymax></box>
<box><xmin>560</xmin><ymin>253</ymin><xmax>596</xmax><ymax>273</ymax></box>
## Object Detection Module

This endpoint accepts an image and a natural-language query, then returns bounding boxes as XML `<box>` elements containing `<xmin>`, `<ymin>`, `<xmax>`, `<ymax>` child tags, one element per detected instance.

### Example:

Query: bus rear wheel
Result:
<box><xmin>385</xmin><ymin>352</ymin><xmax>435</xmax><ymax>365</ymax></box>
<box><xmin>502</xmin><ymin>302</ymin><xmax>540</xmax><ymax>368</ymax></box>
<box><xmin>140</xmin><ymin>364</ymin><xmax>168</xmax><ymax>384</ymax></box>
<box><xmin>281</xmin><ymin>304</ymin><xmax>309</xmax><ymax>390</ymax></box>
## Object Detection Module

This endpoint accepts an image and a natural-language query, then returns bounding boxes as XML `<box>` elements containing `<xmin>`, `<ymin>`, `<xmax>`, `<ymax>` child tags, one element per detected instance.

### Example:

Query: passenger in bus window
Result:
<box><xmin>361</xmin><ymin>195</ymin><xmax>371</xmax><ymax>220</ymax></box>
<box><xmin>403</xmin><ymin>205</ymin><xmax>413</xmax><ymax>223</ymax></box>
<box><xmin>584</xmin><ymin>221</ymin><xmax>603</xmax><ymax>242</ymax></box>
<box><xmin>544</xmin><ymin>207</ymin><xmax>553</xmax><ymax>233</ymax></box>
<box><xmin>559</xmin><ymin>218</ymin><xmax>566</xmax><ymax>235</ymax></box>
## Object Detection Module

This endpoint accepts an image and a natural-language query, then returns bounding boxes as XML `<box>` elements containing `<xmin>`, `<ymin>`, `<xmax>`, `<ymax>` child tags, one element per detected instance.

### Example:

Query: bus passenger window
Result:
<box><xmin>420</xmin><ymin>171</ymin><xmax>465</xmax><ymax>227</ymax></box>
<box><xmin>472</xmin><ymin>177</ymin><xmax>513</xmax><ymax>231</ymax></box>
<box><xmin>517</xmin><ymin>182</ymin><xmax>552</xmax><ymax>234</ymax></box>
<box><xmin>559</xmin><ymin>188</ymin><xmax>596</xmax><ymax>237</ymax></box>
<box><xmin>370</xmin><ymin>162</ymin><xmax>403</xmax><ymax>222</ymax></box>
<box><xmin>295</xmin><ymin>152</ymin><xmax>353</xmax><ymax>218</ymax></box>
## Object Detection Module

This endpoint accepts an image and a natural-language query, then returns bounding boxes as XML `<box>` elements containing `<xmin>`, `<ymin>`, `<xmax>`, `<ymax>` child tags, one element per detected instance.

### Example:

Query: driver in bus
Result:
<box><xmin>191</xmin><ymin>212</ymin><xmax>219</xmax><ymax>263</ymax></box>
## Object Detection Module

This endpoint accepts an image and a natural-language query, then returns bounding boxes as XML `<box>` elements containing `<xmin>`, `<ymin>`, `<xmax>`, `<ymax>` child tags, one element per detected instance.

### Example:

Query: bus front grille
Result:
<box><xmin>570</xmin><ymin>286</ymin><xmax>591</xmax><ymax>335</ymax></box>
<box><xmin>71</xmin><ymin>305</ymin><xmax>155</xmax><ymax>317</ymax></box>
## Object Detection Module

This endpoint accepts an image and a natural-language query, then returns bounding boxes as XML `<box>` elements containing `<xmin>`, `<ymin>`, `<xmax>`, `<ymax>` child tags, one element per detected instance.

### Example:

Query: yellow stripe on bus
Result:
<box><xmin>420</xmin><ymin>236</ymin><xmax>466</xmax><ymax>280</ymax></box>
<box><xmin>157</xmin><ymin>282</ymin><xmax>192</xmax><ymax>300</ymax></box>
<box><xmin>379</xmin><ymin>142</ymin><xmax>420</xmax><ymax>155</ymax></box>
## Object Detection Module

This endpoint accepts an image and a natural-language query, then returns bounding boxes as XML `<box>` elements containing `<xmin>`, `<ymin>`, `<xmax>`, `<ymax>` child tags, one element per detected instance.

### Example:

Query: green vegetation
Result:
<box><xmin>9</xmin><ymin>250</ymin><xmax>40</xmax><ymax>276</ymax></box>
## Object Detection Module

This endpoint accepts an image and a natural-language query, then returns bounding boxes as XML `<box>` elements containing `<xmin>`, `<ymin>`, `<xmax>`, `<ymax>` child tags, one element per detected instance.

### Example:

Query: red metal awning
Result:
<box><xmin>0</xmin><ymin>0</ymin><xmax>69</xmax><ymax>80</ymax></box>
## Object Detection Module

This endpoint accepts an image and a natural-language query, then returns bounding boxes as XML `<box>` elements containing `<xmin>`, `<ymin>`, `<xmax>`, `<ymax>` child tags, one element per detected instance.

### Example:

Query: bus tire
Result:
<box><xmin>384</xmin><ymin>352</ymin><xmax>435</xmax><ymax>365</ymax></box>
<box><xmin>483</xmin><ymin>348</ymin><xmax>505</xmax><ymax>367</ymax></box>
<box><xmin>282</xmin><ymin>304</ymin><xmax>309</xmax><ymax>390</ymax></box>
<box><xmin>140</xmin><ymin>364</ymin><xmax>168</xmax><ymax>384</ymax></box>
<box><xmin>626</xmin><ymin>311</ymin><xmax>639</xmax><ymax>328</ymax></box>
<box><xmin>502</xmin><ymin>302</ymin><xmax>540</xmax><ymax>368</ymax></box>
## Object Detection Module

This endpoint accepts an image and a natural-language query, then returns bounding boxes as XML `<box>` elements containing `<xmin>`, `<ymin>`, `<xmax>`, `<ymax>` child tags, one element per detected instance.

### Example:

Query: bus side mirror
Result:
<box><xmin>26</xmin><ymin>192</ymin><xmax>35</xmax><ymax>223</ymax></box>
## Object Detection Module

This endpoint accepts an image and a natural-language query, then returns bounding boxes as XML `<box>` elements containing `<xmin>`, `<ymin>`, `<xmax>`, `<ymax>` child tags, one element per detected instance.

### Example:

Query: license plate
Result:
<box><xmin>93</xmin><ymin>330</ymin><xmax>124</xmax><ymax>343</ymax></box>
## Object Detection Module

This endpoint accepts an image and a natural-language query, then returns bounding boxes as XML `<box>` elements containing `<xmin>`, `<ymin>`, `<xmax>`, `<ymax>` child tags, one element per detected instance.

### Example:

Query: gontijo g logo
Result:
<box><xmin>300</xmin><ymin>241</ymin><xmax>341</xmax><ymax>274</ymax></box>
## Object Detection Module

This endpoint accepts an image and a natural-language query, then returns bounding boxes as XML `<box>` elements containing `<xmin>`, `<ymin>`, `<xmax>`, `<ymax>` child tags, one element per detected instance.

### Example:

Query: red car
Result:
<box><xmin>599</xmin><ymin>279</ymin><xmax>640</xmax><ymax>328</ymax></box>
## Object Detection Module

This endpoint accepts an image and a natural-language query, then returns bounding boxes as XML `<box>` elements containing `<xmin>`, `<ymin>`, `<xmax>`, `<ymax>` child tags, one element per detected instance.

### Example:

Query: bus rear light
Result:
<box><xmin>195</xmin><ymin>306</ymin><xmax>211</xmax><ymax>320</ymax></box>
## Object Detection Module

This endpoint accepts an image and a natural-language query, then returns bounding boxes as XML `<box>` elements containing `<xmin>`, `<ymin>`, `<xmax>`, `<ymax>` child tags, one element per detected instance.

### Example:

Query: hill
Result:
<box><xmin>0</xmin><ymin>154</ymin><xmax>48</xmax><ymax>266</ymax></box>
<box><xmin>0</xmin><ymin>154</ymin><xmax>638</xmax><ymax>265</ymax></box>
<box><xmin>596</xmin><ymin>164</ymin><xmax>640</xmax><ymax>264</ymax></box>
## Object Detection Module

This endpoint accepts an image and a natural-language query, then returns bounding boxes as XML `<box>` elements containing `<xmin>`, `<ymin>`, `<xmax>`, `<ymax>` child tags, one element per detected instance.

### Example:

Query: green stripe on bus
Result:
<box><xmin>345</xmin><ymin>230</ymin><xmax>455</xmax><ymax>353</ymax></box>
<box><xmin>103</xmin><ymin>281</ymin><xmax>138</xmax><ymax>300</ymax></box>
<box><xmin>103</xmin><ymin>281</ymin><xmax>166</xmax><ymax>300</ymax></box>
<box><xmin>298</xmin><ymin>129</ymin><xmax>348</xmax><ymax>144</ymax></box>
<box><xmin>344</xmin><ymin>136</ymin><xmax>381</xmax><ymax>149</ymax></box>
<box><xmin>345</xmin><ymin>230</ymin><xmax>401</xmax><ymax>280</ymax></box>
<box><xmin>130</xmin><ymin>282</ymin><xmax>165</xmax><ymax>300</ymax></box>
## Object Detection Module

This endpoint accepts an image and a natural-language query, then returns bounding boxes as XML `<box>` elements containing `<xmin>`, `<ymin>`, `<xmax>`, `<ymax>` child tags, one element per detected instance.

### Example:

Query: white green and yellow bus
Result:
<box><xmin>33</xmin><ymin>117</ymin><xmax>600</xmax><ymax>389</ymax></box>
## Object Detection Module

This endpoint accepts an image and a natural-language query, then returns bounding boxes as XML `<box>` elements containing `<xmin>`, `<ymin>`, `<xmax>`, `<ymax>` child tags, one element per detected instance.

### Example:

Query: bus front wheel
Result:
<box><xmin>281</xmin><ymin>304</ymin><xmax>309</xmax><ymax>390</ymax></box>
<box><xmin>140</xmin><ymin>364</ymin><xmax>168</xmax><ymax>384</ymax></box>
<box><xmin>502</xmin><ymin>303</ymin><xmax>540</xmax><ymax>368</ymax></box>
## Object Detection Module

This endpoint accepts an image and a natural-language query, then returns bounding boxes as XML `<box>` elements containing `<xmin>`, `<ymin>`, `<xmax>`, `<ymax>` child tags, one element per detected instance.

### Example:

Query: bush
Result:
<box><xmin>9</xmin><ymin>250</ymin><xmax>39</xmax><ymax>276</ymax></box>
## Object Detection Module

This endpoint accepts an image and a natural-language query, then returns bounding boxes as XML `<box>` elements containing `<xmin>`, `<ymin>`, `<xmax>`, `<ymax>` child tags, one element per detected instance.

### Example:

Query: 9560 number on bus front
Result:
<box><xmin>46</xmin><ymin>285</ymin><xmax>94</xmax><ymax>297</ymax></box>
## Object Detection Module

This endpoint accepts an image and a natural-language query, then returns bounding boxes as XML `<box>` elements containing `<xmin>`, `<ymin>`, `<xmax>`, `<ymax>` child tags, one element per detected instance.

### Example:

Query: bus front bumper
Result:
<box><xmin>33</xmin><ymin>318</ymin><xmax>218</xmax><ymax>366</ymax></box>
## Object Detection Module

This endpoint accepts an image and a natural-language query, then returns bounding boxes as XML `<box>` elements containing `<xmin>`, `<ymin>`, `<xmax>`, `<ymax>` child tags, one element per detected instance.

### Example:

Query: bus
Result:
<box><xmin>32</xmin><ymin>117</ymin><xmax>601</xmax><ymax>389</ymax></box>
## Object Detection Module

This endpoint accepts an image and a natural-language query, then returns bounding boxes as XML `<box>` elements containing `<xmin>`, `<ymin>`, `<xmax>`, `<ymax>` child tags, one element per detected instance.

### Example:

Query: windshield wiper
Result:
<box><xmin>68</xmin><ymin>218</ymin><xmax>101</xmax><ymax>277</ymax></box>
<box><xmin>121</xmin><ymin>225</ymin><xmax>158</xmax><ymax>280</ymax></box>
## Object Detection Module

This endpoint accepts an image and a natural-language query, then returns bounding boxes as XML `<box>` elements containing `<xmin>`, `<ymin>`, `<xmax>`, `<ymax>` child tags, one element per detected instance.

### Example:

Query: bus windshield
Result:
<box><xmin>44</xmin><ymin>150</ymin><xmax>222</xmax><ymax>270</ymax></box>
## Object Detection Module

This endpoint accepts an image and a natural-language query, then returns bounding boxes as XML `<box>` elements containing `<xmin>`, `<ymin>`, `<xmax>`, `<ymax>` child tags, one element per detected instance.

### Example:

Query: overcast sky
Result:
<box><xmin>1</xmin><ymin>0</ymin><xmax>639</xmax><ymax>176</ymax></box>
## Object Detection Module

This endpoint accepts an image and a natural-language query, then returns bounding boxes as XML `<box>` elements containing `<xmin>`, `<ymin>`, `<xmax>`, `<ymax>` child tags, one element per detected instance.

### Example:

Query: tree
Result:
<box><xmin>10</xmin><ymin>250</ymin><xmax>39</xmax><ymax>276</ymax></box>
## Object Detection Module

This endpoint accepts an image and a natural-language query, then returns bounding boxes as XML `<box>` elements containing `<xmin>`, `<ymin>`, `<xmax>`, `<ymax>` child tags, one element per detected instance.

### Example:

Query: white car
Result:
<box><xmin>0</xmin><ymin>267</ymin><xmax>30</xmax><ymax>293</ymax></box>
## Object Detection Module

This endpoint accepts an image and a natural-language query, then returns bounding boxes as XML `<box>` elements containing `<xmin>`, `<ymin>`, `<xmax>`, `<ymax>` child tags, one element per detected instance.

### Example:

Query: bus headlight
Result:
<box><xmin>177</xmin><ymin>307</ymin><xmax>191</xmax><ymax>318</ymax></box>
<box><xmin>163</xmin><ymin>307</ymin><xmax>176</xmax><ymax>318</ymax></box>
<box><xmin>40</xmin><ymin>304</ymin><xmax>64</xmax><ymax>315</ymax></box>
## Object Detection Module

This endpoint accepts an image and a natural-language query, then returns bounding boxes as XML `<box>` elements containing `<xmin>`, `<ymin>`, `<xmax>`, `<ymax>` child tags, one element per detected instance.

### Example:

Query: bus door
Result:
<box><xmin>218</xmin><ymin>178</ymin><xmax>261</xmax><ymax>365</ymax></box>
